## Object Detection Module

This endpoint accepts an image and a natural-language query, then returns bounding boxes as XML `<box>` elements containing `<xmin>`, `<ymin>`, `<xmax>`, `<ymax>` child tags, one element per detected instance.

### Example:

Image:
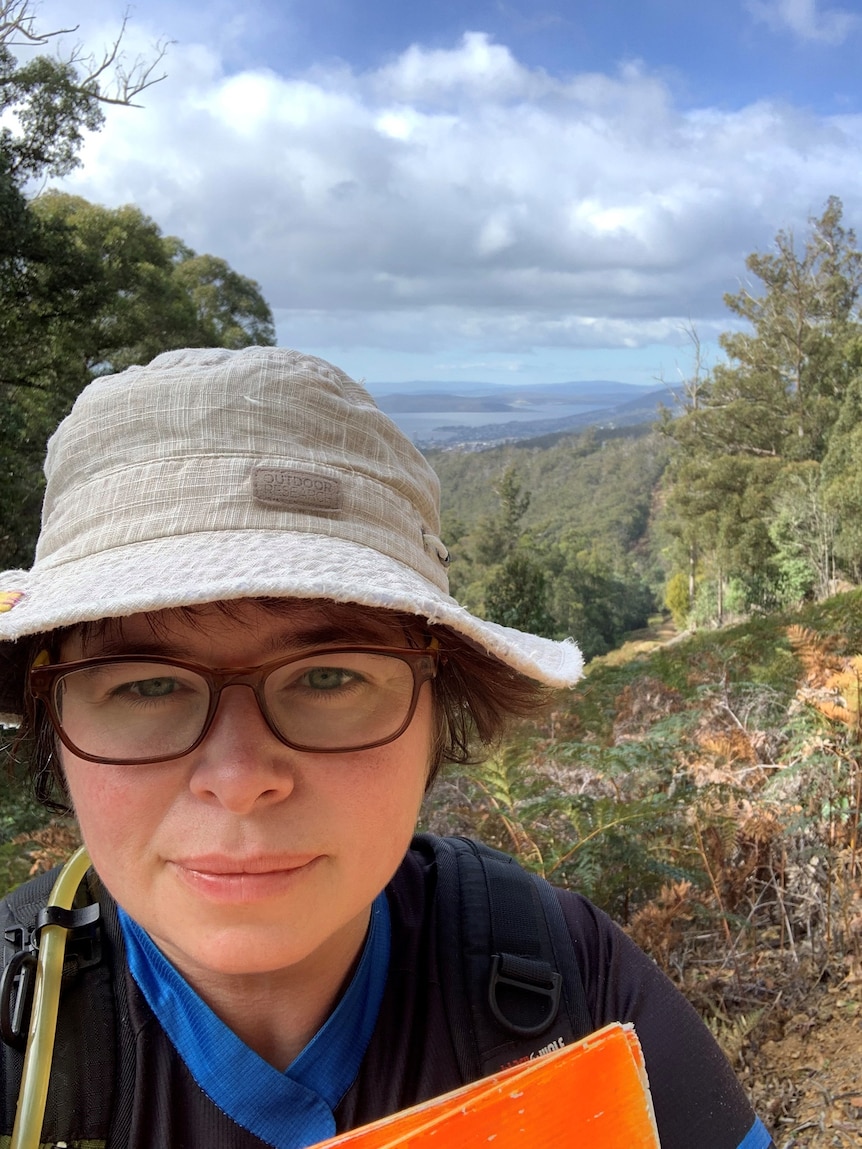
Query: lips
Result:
<box><xmin>174</xmin><ymin>853</ymin><xmax>319</xmax><ymax>875</ymax></box>
<box><xmin>169</xmin><ymin>854</ymin><xmax>321</xmax><ymax>903</ymax></box>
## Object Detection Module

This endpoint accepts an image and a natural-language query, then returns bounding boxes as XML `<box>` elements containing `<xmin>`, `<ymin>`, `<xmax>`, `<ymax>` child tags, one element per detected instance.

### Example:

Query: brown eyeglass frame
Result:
<box><xmin>30</xmin><ymin>645</ymin><xmax>439</xmax><ymax>765</ymax></box>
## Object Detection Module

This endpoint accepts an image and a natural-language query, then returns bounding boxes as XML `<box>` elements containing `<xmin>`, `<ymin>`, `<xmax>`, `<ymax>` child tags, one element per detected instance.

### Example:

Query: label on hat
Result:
<box><xmin>252</xmin><ymin>467</ymin><xmax>342</xmax><ymax>512</ymax></box>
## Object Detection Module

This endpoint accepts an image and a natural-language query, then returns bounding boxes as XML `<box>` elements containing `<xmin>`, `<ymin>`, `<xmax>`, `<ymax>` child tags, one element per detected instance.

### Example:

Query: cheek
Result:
<box><xmin>333</xmin><ymin>698</ymin><xmax>434</xmax><ymax>828</ymax></box>
<box><xmin>61</xmin><ymin>753</ymin><xmax>163</xmax><ymax>863</ymax></box>
<box><xmin>61</xmin><ymin>753</ymin><xmax>100</xmax><ymax>824</ymax></box>
<box><xmin>336</xmin><ymin>744</ymin><xmax>427</xmax><ymax>827</ymax></box>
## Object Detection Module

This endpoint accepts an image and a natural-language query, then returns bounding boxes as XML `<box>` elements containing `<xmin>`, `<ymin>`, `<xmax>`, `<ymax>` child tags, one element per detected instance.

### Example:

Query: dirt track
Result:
<box><xmin>745</xmin><ymin>982</ymin><xmax>862</xmax><ymax>1147</ymax></box>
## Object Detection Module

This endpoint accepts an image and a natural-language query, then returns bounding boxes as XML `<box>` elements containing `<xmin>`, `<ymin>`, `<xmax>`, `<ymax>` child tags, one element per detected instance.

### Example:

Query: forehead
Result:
<box><xmin>63</xmin><ymin>599</ymin><xmax>425</xmax><ymax>659</ymax></box>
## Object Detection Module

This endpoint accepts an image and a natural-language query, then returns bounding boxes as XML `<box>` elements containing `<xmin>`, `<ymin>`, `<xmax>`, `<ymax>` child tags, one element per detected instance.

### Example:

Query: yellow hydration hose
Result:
<box><xmin>10</xmin><ymin>845</ymin><xmax>92</xmax><ymax>1149</ymax></box>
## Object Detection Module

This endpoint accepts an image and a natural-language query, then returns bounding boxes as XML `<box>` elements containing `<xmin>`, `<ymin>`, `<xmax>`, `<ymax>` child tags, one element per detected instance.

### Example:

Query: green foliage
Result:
<box><xmin>472</xmin><ymin>465</ymin><xmax>530</xmax><ymax>566</ymax></box>
<box><xmin>549</xmin><ymin>731</ymin><xmax>698</xmax><ymax>916</ymax></box>
<box><xmin>661</xmin><ymin>197</ymin><xmax>862</xmax><ymax>619</ymax></box>
<box><xmin>0</xmin><ymin>9</ymin><xmax>275</xmax><ymax>567</ymax></box>
<box><xmin>0</xmin><ymin>192</ymin><xmax>276</xmax><ymax>568</ymax></box>
<box><xmin>0</xmin><ymin>736</ymin><xmax>49</xmax><ymax>893</ymax></box>
<box><xmin>718</xmin><ymin>195</ymin><xmax>862</xmax><ymax>462</ymax></box>
<box><xmin>433</xmin><ymin>433</ymin><xmax>663</xmax><ymax>658</ymax></box>
<box><xmin>171</xmin><ymin>247</ymin><xmax>276</xmax><ymax>349</ymax></box>
<box><xmin>31</xmin><ymin>193</ymin><xmax>276</xmax><ymax>368</ymax></box>
<box><xmin>544</xmin><ymin>542</ymin><xmax>655</xmax><ymax>658</ymax></box>
<box><xmin>425</xmin><ymin>587</ymin><xmax>862</xmax><ymax>1052</ymax></box>
<box><xmin>820</xmin><ymin>365</ymin><xmax>862</xmax><ymax>579</ymax></box>
<box><xmin>432</xmin><ymin>428</ymin><xmax>668</xmax><ymax>569</ymax></box>
<box><xmin>664</xmin><ymin>571</ymin><xmax>690</xmax><ymax>627</ymax></box>
<box><xmin>423</xmin><ymin>735</ymin><xmax>692</xmax><ymax>920</ymax></box>
<box><xmin>485</xmin><ymin>552</ymin><xmax>555</xmax><ymax>636</ymax></box>
<box><xmin>1</xmin><ymin>3</ymin><xmax>167</xmax><ymax>190</ymax></box>
<box><xmin>0</xmin><ymin>42</ymin><xmax>102</xmax><ymax>183</ymax></box>
<box><xmin>766</xmin><ymin>463</ymin><xmax>831</xmax><ymax>605</ymax></box>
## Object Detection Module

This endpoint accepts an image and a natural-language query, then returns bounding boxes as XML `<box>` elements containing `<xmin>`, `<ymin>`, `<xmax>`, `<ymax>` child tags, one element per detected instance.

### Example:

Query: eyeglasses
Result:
<box><xmin>30</xmin><ymin>645</ymin><xmax>438</xmax><ymax>765</ymax></box>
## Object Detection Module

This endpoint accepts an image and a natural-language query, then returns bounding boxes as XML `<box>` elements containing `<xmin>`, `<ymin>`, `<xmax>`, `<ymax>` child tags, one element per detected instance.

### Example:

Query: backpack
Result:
<box><xmin>0</xmin><ymin>834</ymin><xmax>591</xmax><ymax>1142</ymax></box>
<box><xmin>421</xmin><ymin>834</ymin><xmax>591</xmax><ymax>1075</ymax></box>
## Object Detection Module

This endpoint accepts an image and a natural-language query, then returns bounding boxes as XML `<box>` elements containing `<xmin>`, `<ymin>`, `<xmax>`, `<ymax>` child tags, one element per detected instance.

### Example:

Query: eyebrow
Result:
<box><xmin>80</xmin><ymin>619</ymin><xmax>409</xmax><ymax>660</ymax></box>
<box><xmin>263</xmin><ymin>620</ymin><xmax>406</xmax><ymax>654</ymax></box>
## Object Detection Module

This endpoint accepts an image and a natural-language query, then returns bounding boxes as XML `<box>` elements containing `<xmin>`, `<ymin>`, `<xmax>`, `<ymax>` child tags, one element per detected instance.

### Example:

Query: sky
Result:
<box><xmin>27</xmin><ymin>0</ymin><xmax>862</xmax><ymax>387</ymax></box>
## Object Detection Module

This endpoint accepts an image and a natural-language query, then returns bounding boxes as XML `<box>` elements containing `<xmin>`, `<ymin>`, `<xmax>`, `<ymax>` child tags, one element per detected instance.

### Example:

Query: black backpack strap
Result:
<box><xmin>423</xmin><ymin>833</ymin><xmax>592</xmax><ymax>1077</ymax></box>
<box><xmin>529</xmin><ymin>870</ymin><xmax>592</xmax><ymax>1042</ymax></box>
<box><xmin>0</xmin><ymin>867</ymin><xmax>115</xmax><ymax>1145</ymax></box>
<box><xmin>0</xmin><ymin>871</ymin><xmax>56</xmax><ymax>1132</ymax></box>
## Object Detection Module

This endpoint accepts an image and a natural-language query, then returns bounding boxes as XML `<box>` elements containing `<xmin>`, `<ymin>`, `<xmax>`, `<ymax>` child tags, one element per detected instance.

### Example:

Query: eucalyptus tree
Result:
<box><xmin>0</xmin><ymin>6</ymin><xmax>276</xmax><ymax>567</ymax></box>
<box><xmin>1</xmin><ymin>193</ymin><xmax>275</xmax><ymax>569</ymax></box>
<box><xmin>662</xmin><ymin>198</ymin><xmax>862</xmax><ymax>616</ymax></box>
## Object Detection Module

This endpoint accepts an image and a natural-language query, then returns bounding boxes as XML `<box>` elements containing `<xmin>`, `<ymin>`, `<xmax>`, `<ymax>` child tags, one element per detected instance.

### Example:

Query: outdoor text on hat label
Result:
<box><xmin>252</xmin><ymin>467</ymin><xmax>342</xmax><ymax>512</ymax></box>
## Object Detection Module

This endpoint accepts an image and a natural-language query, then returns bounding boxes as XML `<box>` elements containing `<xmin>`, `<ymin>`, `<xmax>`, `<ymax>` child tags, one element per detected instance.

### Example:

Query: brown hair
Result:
<box><xmin>12</xmin><ymin>598</ymin><xmax>553</xmax><ymax>811</ymax></box>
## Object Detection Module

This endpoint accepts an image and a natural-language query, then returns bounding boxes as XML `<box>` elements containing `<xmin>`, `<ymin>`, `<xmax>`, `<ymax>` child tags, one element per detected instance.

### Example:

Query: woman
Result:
<box><xmin>0</xmin><ymin>347</ymin><xmax>772</xmax><ymax>1148</ymax></box>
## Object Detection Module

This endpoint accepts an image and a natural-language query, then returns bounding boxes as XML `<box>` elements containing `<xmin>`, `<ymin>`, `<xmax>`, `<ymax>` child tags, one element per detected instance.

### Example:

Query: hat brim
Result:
<box><xmin>0</xmin><ymin>531</ymin><xmax>583</xmax><ymax>719</ymax></box>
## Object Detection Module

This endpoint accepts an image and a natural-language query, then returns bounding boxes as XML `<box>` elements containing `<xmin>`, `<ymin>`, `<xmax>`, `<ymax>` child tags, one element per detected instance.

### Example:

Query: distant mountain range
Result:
<box><xmin>366</xmin><ymin>379</ymin><xmax>642</xmax><ymax>404</ymax></box>
<box><xmin>376</xmin><ymin>393</ymin><xmax>516</xmax><ymax>413</ymax></box>
<box><xmin>363</xmin><ymin>380</ymin><xmax>680</xmax><ymax>446</ymax></box>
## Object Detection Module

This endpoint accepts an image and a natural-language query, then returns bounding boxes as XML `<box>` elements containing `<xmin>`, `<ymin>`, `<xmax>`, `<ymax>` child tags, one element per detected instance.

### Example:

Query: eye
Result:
<box><xmin>118</xmin><ymin>676</ymin><xmax>179</xmax><ymax>699</ymax></box>
<box><xmin>300</xmin><ymin>667</ymin><xmax>358</xmax><ymax>691</ymax></box>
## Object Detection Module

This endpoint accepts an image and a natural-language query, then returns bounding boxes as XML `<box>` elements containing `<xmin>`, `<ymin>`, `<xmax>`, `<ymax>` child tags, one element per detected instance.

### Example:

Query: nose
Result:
<box><xmin>187</xmin><ymin>684</ymin><xmax>297</xmax><ymax>814</ymax></box>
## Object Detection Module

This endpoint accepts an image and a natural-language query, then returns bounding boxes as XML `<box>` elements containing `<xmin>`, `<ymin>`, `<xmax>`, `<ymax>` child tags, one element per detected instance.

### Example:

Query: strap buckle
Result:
<box><xmin>0</xmin><ymin>949</ymin><xmax>38</xmax><ymax>1051</ymax></box>
<box><xmin>488</xmin><ymin>952</ymin><xmax>563</xmax><ymax>1037</ymax></box>
<box><xmin>1</xmin><ymin>904</ymin><xmax>102</xmax><ymax>1051</ymax></box>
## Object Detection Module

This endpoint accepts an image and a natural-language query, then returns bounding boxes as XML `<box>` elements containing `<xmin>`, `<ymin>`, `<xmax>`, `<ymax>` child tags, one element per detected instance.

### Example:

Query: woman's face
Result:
<box><xmin>57</xmin><ymin>600</ymin><xmax>434</xmax><ymax>987</ymax></box>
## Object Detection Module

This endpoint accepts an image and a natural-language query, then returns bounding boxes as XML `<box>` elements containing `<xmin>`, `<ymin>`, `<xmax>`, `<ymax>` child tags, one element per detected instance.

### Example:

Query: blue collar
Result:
<box><xmin>119</xmin><ymin>895</ymin><xmax>391</xmax><ymax>1149</ymax></box>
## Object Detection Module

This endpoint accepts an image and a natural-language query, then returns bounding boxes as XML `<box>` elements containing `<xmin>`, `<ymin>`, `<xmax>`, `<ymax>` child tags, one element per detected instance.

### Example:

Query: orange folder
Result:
<box><xmin>310</xmin><ymin>1022</ymin><xmax>660</xmax><ymax>1148</ymax></box>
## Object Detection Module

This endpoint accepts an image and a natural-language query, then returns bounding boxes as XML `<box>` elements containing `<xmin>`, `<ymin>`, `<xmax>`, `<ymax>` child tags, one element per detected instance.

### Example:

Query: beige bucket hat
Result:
<box><xmin>0</xmin><ymin>347</ymin><xmax>583</xmax><ymax>717</ymax></box>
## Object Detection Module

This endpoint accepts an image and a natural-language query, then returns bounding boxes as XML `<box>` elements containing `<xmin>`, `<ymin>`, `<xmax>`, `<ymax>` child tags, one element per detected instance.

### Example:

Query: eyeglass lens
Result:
<box><xmin>51</xmin><ymin>651</ymin><xmax>424</xmax><ymax>762</ymax></box>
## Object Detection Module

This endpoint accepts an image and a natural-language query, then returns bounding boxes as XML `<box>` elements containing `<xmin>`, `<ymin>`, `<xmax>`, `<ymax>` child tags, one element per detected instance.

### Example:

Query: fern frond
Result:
<box><xmin>787</xmin><ymin>624</ymin><xmax>840</xmax><ymax>684</ymax></box>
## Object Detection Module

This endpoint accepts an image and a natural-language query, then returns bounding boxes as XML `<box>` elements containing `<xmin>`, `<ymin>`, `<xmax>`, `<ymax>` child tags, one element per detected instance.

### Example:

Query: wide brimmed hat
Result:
<box><xmin>0</xmin><ymin>347</ymin><xmax>583</xmax><ymax>718</ymax></box>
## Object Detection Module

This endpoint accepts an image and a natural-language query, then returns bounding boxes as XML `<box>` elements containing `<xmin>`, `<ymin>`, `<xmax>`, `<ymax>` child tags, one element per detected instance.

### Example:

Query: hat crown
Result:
<box><xmin>38</xmin><ymin>347</ymin><xmax>446</xmax><ymax>587</ymax></box>
<box><xmin>46</xmin><ymin>349</ymin><xmax>423</xmax><ymax>486</ymax></box>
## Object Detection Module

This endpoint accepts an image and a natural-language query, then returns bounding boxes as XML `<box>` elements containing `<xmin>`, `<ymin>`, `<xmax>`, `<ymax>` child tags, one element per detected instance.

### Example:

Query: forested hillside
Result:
<box><xmin>432</xmin><ymin>425</ymin><xmax>664</xmax><ymax>550</ymax></box>
<box><xmin>428</xmin><ymin>427</ymin><xmax>667</xmax><ymax>658</ymax></box>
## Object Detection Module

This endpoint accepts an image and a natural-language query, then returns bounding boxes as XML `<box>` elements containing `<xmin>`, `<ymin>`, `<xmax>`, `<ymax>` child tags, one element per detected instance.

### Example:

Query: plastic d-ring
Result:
<box><xmin>488</xmin><ymin>952</ymin><xmax>563</xmax><ymax>1037</ymax></box>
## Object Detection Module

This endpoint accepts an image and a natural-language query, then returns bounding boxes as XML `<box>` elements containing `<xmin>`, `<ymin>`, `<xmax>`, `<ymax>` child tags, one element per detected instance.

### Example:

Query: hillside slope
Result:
<box><xmin>424</xmin><ymin>589</ymin><xmax>862</xmax><ymax>1146</ymax></box>
<box><xmin>428</xmin><ymin>425</ymin><xmax>667</xmax><ymax>552</ymax></box>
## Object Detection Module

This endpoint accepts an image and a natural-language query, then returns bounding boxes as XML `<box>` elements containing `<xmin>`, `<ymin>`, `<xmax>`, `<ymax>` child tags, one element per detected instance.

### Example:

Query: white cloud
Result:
<box><xmin>372</xmin><ymin>31</ymin><xmax>542</xmax><ymax>103</ymax></box>
<box><xmin>745</xmin><ymin>0</ymin><xmax>862</xmax><ymax>44</ymax></box>
<box><xmin>52</xmin><ymin>27</ymin><xmax>862</xmax><ymax>359</ymax></box>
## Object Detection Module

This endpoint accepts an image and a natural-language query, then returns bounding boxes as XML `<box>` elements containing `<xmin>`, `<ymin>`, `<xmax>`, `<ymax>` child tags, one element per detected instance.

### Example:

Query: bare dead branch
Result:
<box><xmin>0</xmin><ymin>0</ymin><xmax>77</xmax><ymax>46</ymax></box>
<box><xmin>2</xmin><ymin>2</ymin><xmax>170</xmax><ymax>108</ymax></box>
<box><xmin>62</xmin><ymin>9</ymin><xmax>171</xmax><ymax>107</ymax></box>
